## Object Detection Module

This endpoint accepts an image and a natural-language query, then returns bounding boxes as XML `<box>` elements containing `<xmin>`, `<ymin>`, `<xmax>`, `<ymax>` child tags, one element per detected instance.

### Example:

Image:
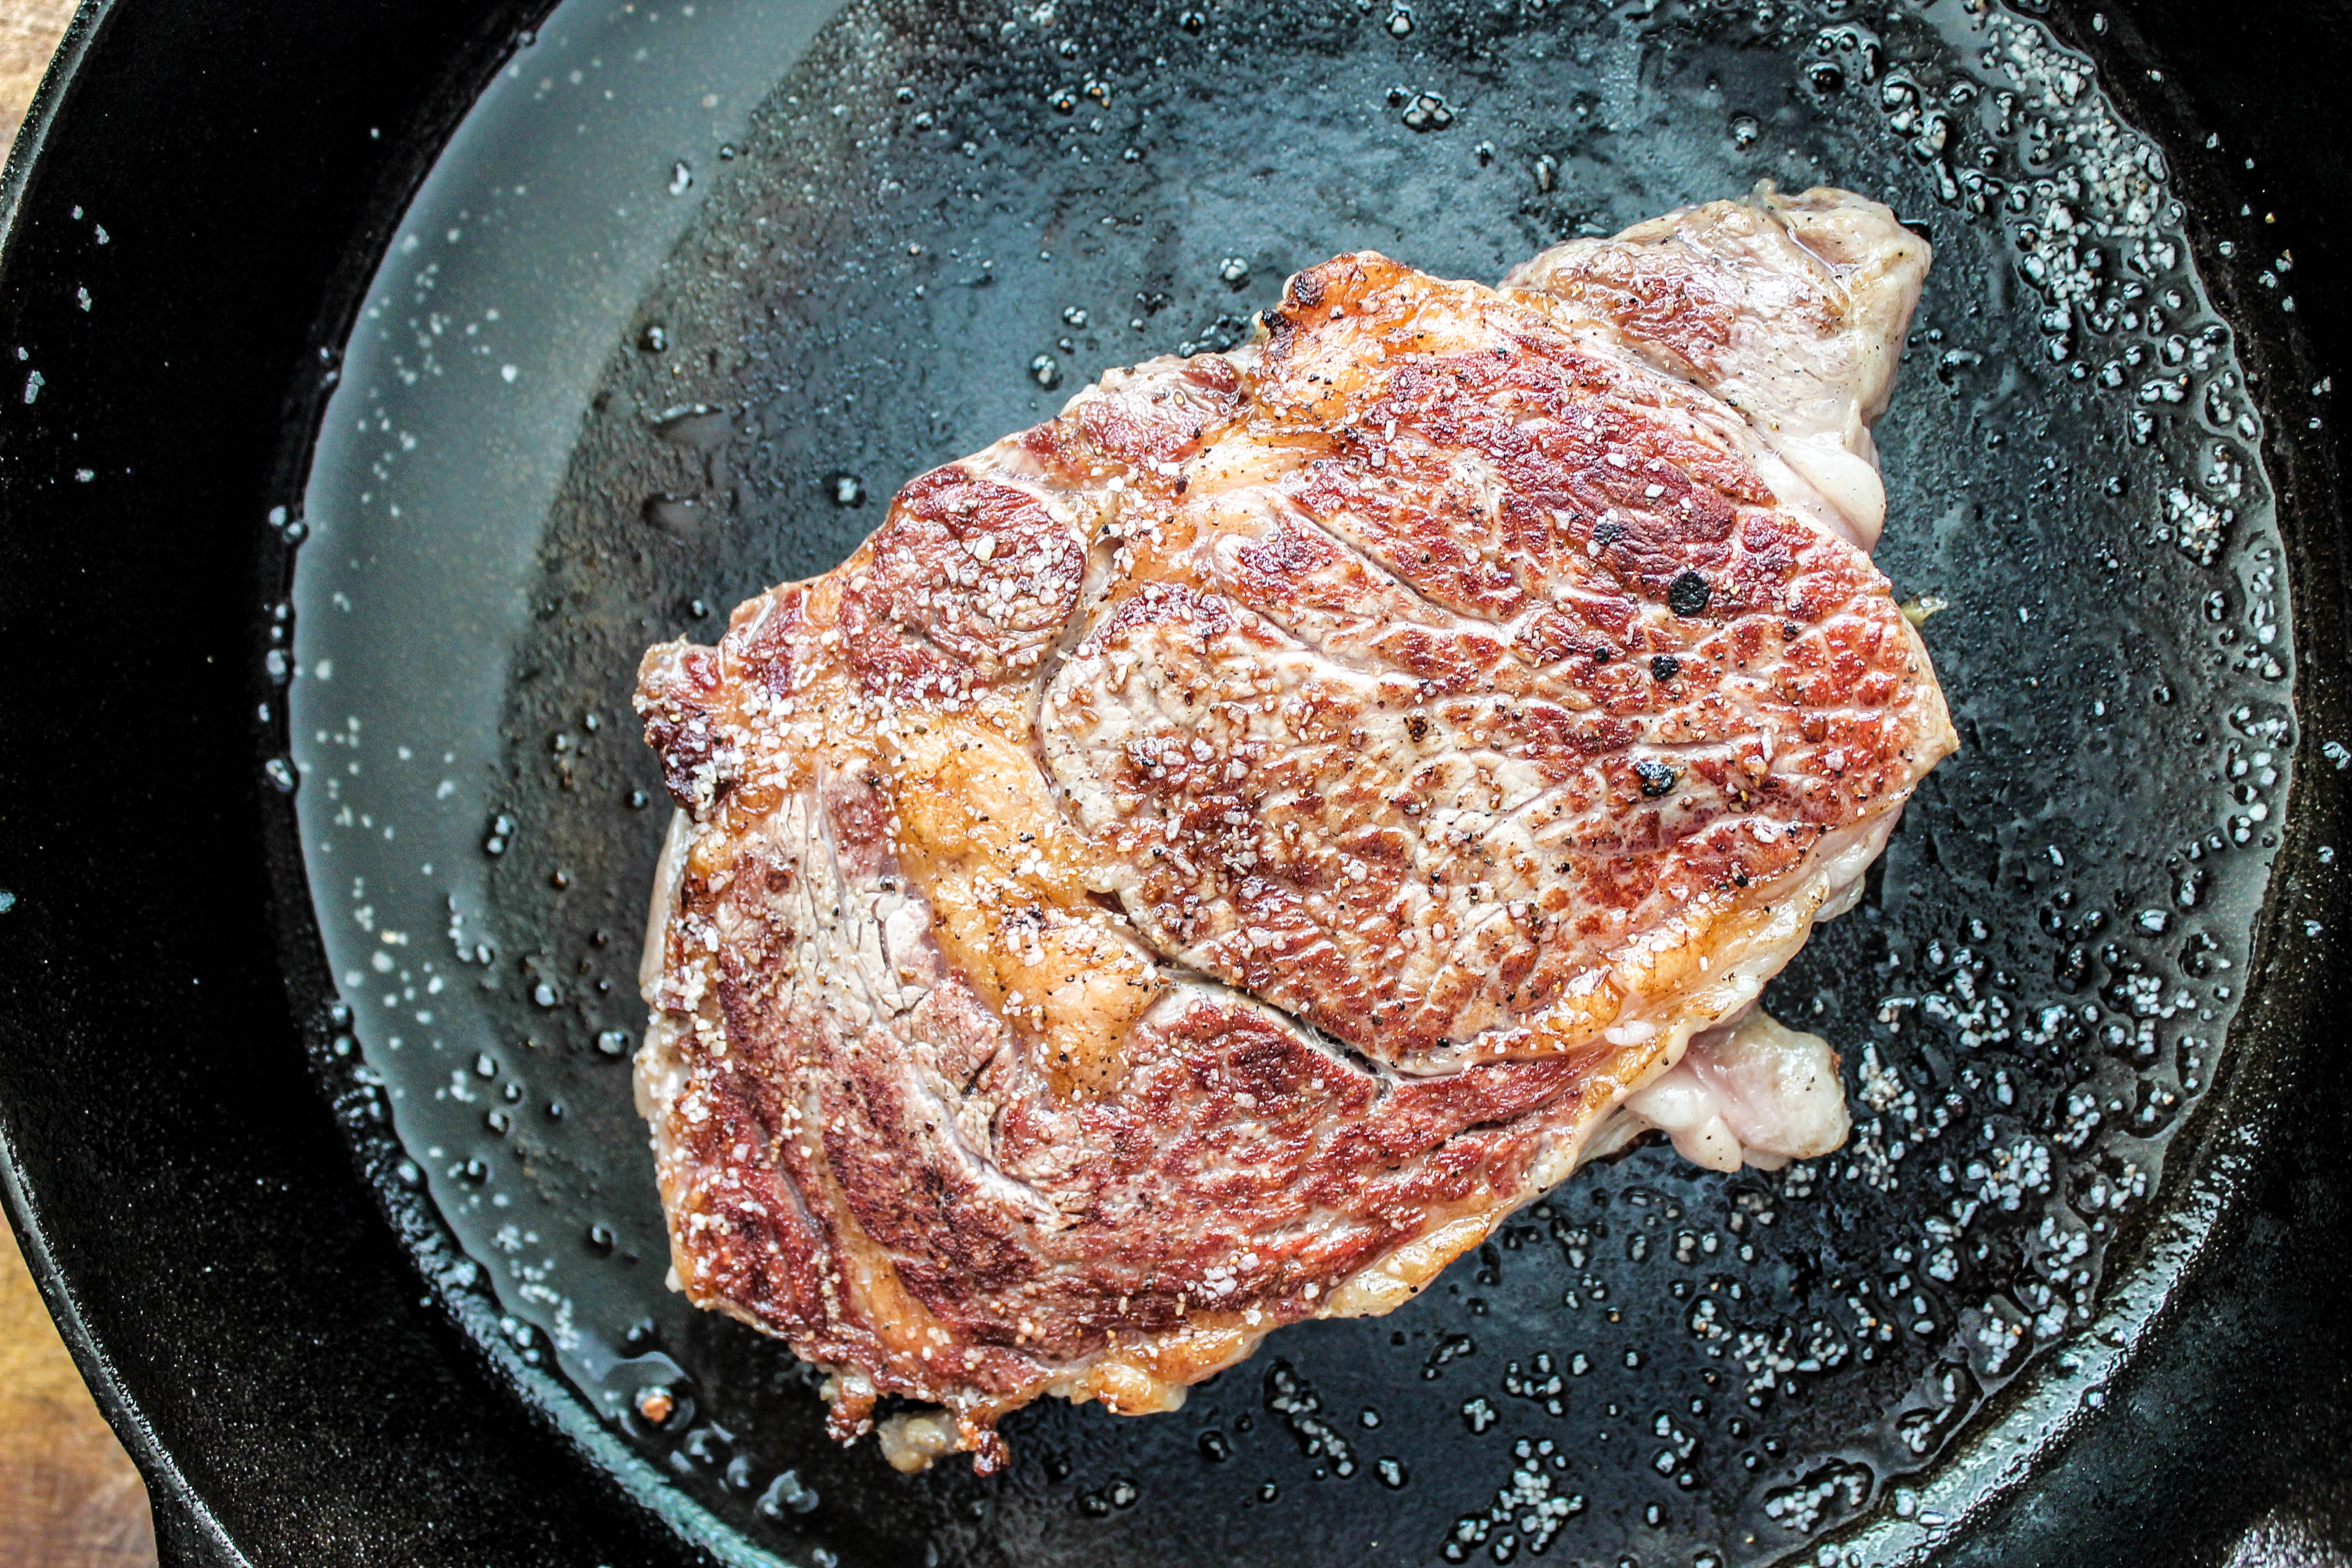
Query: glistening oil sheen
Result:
<box><xmin>287</xmin><ymin>0</ymin><xmax>2291</xmax><ymax>1564</ymax></box>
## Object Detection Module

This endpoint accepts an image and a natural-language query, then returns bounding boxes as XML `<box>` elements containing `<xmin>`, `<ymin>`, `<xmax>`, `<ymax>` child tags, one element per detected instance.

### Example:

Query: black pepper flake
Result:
<box><xmin>1635</xmin><ymin>760</ymin><xmax>1680</xmax><ymax>798</ymax></box>
<box><xmin>1650</xmin><ymin>654</ymin><xmax>1681</xmax><ymax>681</ymax></box>
<box><xmin>1667</xmin><ymin>570</ymin><xmax>1711</xmax><ymax>618</ymax></box>
<box><xmin>1591</xmin><ymin>645</ymin><xmax>1613</xmax><ymax>665</ymax></box>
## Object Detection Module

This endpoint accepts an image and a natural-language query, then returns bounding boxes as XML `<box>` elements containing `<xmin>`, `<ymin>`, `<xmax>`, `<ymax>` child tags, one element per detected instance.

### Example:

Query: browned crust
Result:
<box><xmin>633</xmin><ymin>209</ymin><xmax>1950</xmax><ymax>1471</ymax></box>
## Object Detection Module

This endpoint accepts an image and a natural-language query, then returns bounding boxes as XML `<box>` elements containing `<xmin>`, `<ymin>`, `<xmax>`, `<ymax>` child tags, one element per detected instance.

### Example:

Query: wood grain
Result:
<box><xmin>4</xmin><ymin>3</ymin><xmax>162</xmax><ymax>1562</ymax></box>
<box><xmin>1</xmin><ymin>1224</ymin><xmax>157</xmax><ymax>1567</ymax></box>
<box><xmin>0</xmin><ymin>0</ymin><xmax>71</xmax><ymax>157</ymax></box>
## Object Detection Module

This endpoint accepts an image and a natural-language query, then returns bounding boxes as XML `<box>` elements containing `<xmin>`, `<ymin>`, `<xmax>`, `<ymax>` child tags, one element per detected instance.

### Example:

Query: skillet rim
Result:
<box><xmin>1</xmin><ymin>1</ymin><xmax>2348</xmax><ymax>1564</ymax></box>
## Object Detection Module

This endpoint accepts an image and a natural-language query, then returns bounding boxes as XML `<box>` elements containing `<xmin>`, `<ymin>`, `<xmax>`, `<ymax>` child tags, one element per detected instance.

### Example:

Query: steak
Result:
<box><xmin>633</xmin><ymin>183</ymin><xmax>1951</xmax><ymax>1473</ymax></box>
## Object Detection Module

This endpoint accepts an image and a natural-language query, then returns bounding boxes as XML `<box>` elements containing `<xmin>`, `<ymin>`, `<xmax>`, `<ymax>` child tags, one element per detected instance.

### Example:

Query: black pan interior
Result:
<box><xmin>0</xmin><ymin>0</ymin><xmax>2344</xmax><ymax>1565</ymax></box>
<box><xmin>277</xmin><ymin>1</ymin><xmax>2318</xmax><ymax>1564</ymax></box>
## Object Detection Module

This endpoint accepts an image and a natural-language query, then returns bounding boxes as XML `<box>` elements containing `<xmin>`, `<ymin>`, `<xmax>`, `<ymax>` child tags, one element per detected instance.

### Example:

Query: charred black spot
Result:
<box><xmin>1404</xmin><ymin>714</ymin><xmax>1433</xmax><ymax>743</ymax></box>
<box><xmin>1650</xmin><ymin>654</ymin><xmax>1681</xmax><ymax>681</ymax></box>
<box><xmin>1590</xmin><ymin>645</ymin><xmax>1613</xmax><ymax>665</ymax></box>
<box><xmin>1635</xmin><ymin>760</ymin><xmax>1680</xmax><ymax>798</ymax></box>
<box><xmin>1259</xmin><ymin>307</ymin><xmax>1297</xmax><ymax>354</ymax></box>
<box><xmin>1593</xmin><ymin>520</ymin><xmax>1627</xmax><ymax>547</ymax></box>
<box><xmin>1668</xmin><ymin>570</ymin><xmax>1712</xmax><ymax>618</ymax></box>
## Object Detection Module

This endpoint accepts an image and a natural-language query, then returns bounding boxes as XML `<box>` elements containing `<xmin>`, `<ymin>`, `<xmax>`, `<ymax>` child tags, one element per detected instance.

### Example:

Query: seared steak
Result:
<box><xmin>634</xmin><ymin>183</ymin><xmax>1950</xmax><ymax>1472</ymax></box>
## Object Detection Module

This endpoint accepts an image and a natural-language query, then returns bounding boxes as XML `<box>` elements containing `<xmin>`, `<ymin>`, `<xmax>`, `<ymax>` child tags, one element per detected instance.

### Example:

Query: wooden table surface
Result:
<box><xmin>0</xmin><ymin>0</ymin><xmax>69</xmax><ymax>153</ymax></box>
<box><xmin>1</xmin><ymin>1228</ymin><xmax>156</xmax><ymax>1566</ymax></box>
<box><xmin>3</xmin><ymin>2</ymin><xmax>163</xmax><ymax>1564</ymax></box>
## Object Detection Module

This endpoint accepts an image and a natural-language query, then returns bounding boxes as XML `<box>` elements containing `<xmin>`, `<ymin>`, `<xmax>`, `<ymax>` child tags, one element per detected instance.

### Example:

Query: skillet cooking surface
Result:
<box><xmin>0</xmin><ymin>0</ymin><xmax>2345</xmax><ymax>1564</ymax></box>
<box><xmin>285</xmin><ymin>1</ymin><xmax>2305</xmax><ymax>1563</ymax></box>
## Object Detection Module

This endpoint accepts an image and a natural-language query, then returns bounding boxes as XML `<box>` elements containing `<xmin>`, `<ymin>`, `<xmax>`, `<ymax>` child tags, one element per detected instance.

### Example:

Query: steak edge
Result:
<box><xmin>633</xmin><ymin>183</ymin><xmax>1951</xmax><ymax>1472</ymax></box>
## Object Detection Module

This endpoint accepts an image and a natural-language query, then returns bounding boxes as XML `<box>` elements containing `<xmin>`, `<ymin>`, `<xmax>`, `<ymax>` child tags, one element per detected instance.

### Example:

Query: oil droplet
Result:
<box><xmin>667</xmin><ymin>161</ymin><xmax>693</xmax><ymax>195</ymax></box>
<box><xmin>1534</xmin><ymin>154</ymin><xmax>1559</xmax><ymax>193</ymax></box>
<box><xmin>830</xmin><ymin>472</ymin><xmax>866</xmax><ymax>508</ymax></box>
<box><xmin>653</xmin><ymin>403</ymin><xmax>731</xmax><ymax>450</ymax></box>
<box><xmin>1402</xmin><ymin>92</ymin><xmax>1455</xmax><ymax>132</ymax></box>
<box><xmin>1061</xmin><ymin>304</ymin><xmax>1090</xmax><ymax>328</ymax></box>
<box><xmin>1386</xmin><ymin>6</ymin><xmax>1414</xmax><ymax>35</ymax></box>
<box><xmin>756</xmin><ymin>1469</ymin><xmax>821</xmax><ymax>1517</ymax></box>
<box><xmin>1178</xmin><ymin>8</ymin><xmax>1206</xmax><ymax>32</ymax></box>
<box><xmin>638</xmin><ymin>323</ymin><xmax>668</xmax><ymax>353</ymax></box>
<box><xmin>586</xmin><ymin>1223</ymin><xmax>616</xmax><ymax>1254</ymax></box>
<box><xmin>1218</xmin><ymin>256</ymin><xmax>1251</xmax><ymax>287</ymax></box>
<box><xmin>597</xmin><ymin>1029</ymin><xmax>632</xmax><ymax>1057</ymax></box>
<box><xmin>1376</xmin><ymin>1456</ymin><xmax>1408</xmax><ymax>1488</ymax></box>
<box><xmin>1031</xmin><ymin>353</ymin><xmax>1063</xmax><ymax>389</ymax></box>
<box><xmin>640</xmin><ymin>493</ymin><xmax>703</xmax><ymax>536</ymax></box>
<box><xmin>1730</xmin><ymin>112</ymin><xmax>1762</xmax><ymax>149</ymax></box>
<box><xmin>635</xmin><ymin>1385</ymin><xmax>677</xmax><ymax>1424</ymax></box>
<box><xmin>1197</xmin><ymin>1430</ymin><xmax>1231</xmax><ymax>1461</ymax></box>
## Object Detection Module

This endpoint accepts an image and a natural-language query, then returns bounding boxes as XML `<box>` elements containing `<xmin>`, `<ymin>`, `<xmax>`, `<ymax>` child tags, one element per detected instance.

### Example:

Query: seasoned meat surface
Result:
<box><xmin>634</xmin><ymin>184</ymin><xmax>1950</xmax><ymax>1472</ymax></box>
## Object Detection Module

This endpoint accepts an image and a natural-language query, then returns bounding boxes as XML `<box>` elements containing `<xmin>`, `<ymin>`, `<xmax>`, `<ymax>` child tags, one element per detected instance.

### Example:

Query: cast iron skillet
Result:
<box><xmin>1</xmin><ymin>1</ymin><xmax>2349</xmax><ymax>1565</ymax></box>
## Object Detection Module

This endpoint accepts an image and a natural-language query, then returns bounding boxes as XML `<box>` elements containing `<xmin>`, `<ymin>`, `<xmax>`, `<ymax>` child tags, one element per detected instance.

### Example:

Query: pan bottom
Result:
<box><xmin>286</xmin><ymin>0</ymin><xmax>2294</xmax><ymax>1562</ymax></box>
